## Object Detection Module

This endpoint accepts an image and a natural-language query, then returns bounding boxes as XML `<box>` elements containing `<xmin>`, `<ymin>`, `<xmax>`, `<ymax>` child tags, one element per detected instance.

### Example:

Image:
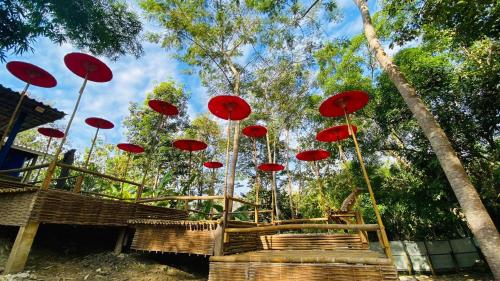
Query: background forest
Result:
<box><xmin>9</xmin><ymin>0</ymin><xmax>499</xmax><ymax>243</ymax></box>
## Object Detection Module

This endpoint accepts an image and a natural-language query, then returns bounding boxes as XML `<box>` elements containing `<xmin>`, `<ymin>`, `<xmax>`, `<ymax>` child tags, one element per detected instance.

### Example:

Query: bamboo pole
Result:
<box><xmin>119</xmin><ymin>153</ymin><xmax>132</xmax><ymax>197</ymax></box>
<box><xmin>0</xmin><ymin>163</ymin><xmax>50</xmax><ymax>174</ymax></box>
<box><xmin>57</xmin><ymin>163</ymin><xmax>141</xmax><ymax>186</ymax></box>
<box><xmin>74</xmin><ymin>127</ymin><xmax>100</xmax><ymax>192</ymax></box>
<box><xmin>42</xmin><ymin>75</ymin><xmax>89</xmax><ymax>190</ymax></box>
<box><xmin>344</xmin><ymin>111</ymin><xmax>392</xmax><ymax>259</ymax></box>
<box><xmin>225</xmin><ymin>223</ymin><xmax>380</xmax><ymax>233</ymax></box>
<box><xmin>32</xmin><ymin>136</ymin><xmax>53</xmax><ymax>183</ymax></box>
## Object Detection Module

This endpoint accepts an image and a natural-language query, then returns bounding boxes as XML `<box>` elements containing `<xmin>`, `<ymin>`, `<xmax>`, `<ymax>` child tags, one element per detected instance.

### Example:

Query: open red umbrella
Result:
<box><xmin>2</xmin><ymin>62</ymin><xmax>57</xmax><ymax>149</ymax></box>
<box><xmin>148</xmin><ymin>100</ymin><xmax>179</xmax><ymax>116</ymax></box>
<box><xmin>208</xmin><ymin>95</ymin><xmax>251</xmax><ymax>216</ymax></box>
<box><xmin>117</xmin><ymin>143</ymin><xmax>144</xmax><ymax>196</ymax></box>
<box><xmin>32</xmin><ymin>128</ymin><xmax>65</xmax><ymax>183</ymax></box>
<box><xmin>204</xmin><ymin>161</ymin><xmax>223</xmax><ymax>169</ymax></box>
<box><xmin>83</xmin><ymin>117</ymin><xmax>114</xmax><ymax>168</ymax></box>
<box><xmin>317</xmin><ymin>124</ymin><xmax>357</xmax><ymax>163</ymax></box>
<box><xmin>243</xmin><ymin>125</ymin><xmax>268</xmax><ymax>221</ymax></box>
<box><xmin>319</xmin><ymin>90</ymin><xmax>390</xmax><ymax>256</ymax></box>
<box><xmin>42</xmin><ymin>53</ymin><xmax>112</xmax><ymax>189</ymax></box>
<box><xmin>174</xmin><ymin>139</ymin><xmax>207</xmax><ymax>195</ymax></box>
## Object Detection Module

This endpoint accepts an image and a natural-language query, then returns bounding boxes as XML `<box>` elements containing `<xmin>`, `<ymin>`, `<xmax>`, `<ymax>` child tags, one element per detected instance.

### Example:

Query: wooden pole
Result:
<box><xmin>313</xmin><ymin>161</ymin><xmax>328</xmax><ymax>216</ymax></box>
<box><xmin>119</xmin><ymin>153</ymin><xmax>131</xmax><ymax>197</ymax></box>
<box><xmin>223</xmin><ymin>118</ymin><xmax>232</xmax><ymax>227</ymax></box>
<box><xmin>344</xmin><ymin>112</ymin><xmax>392</xmax><ymax>259</ymax></box>
<box><xmin>266</xmin><ymin>133</ymin><xmax>276</xmax><ymax>223</ymax></box>
<box><xmin>252</xmin><ymin>138</ymin><xmax>260</xmax><ymax>224</ymax></box>
<box><xmin>4</xmin><ymin>222</ymin><xmax>39</xmax><ymax>274</ymax></box>
<box><xmin>32</xmin><ymin>136</ymin><xmax>53</xmax><ymax>184</ymax></box>
<box><xmin>225</xmin><ymin>223</ymin><xmax>379</xmax><ymax>233</ymax></box>
<box><xmin>42</xmin><ymin>75</ymin><xmax>88</xmax><ymax>190</ymax></box>
<box><xmin>1</xmin><ymin>83</ymin><xmax>29</xmax><ymax>149</ymax></box>
<box><xmin>74</xmin><ymin>127</ymin><xmax>100</xmax><ymax>192</ymax></box>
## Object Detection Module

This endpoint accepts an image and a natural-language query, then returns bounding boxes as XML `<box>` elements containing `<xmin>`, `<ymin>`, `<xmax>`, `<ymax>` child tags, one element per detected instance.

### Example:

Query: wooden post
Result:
<box><xmin>4</xmin><ymin>222</ymin><xmax>39</xmax><ymax>274</ymax></box>
<box><xmin>113</xmin><ymin>228</ymin><xmax>127</xmax><ymax>255</ymax></box>
<box><xmin>42</xmin><ymin>75</ymin><xmax>88</xmax><ymax>190</ymax></box>
<box><xmin>344</xmin><ymin>113</ymin><xmax>392</xmax><ymax>259</ymax></box>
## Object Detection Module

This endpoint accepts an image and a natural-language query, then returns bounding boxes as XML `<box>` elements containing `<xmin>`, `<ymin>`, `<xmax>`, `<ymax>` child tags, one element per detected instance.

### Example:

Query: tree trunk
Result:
<box><xmin>353</xmin><ymin>0</ymin><xmax>500</xmax><ymax>277</ymax></box>
<box><xmin>285</xmin><ymin>129</ymin><xmax>295</xmax><ymax>218</ymax></box>
<box><xmin>227</xmin><ymin>63</ymin><xmax>241</xmax><ymax>214</ymax></box>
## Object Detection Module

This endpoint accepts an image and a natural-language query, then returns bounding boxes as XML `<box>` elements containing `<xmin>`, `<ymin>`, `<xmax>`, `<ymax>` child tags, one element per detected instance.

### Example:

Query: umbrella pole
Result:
<box><xmin>222</xmin><ymin>119</ymin><xmax>232</xmax><ymax>224</ymax></box>
<box><xmin>266</xmin><ymin>133</ymin><xmax>276</xmax><ymax>223</ymax></box>
<box><xmin>32</xmin><ymin>136</ymin><xmax>52</xmax><ymax>184</ymax></box>
<box><xmin>252</xmin><ymin>138</ymin><xmax>260</xmax><ymax>223</ymax></box>
<box><xmin>313</xmin><ymin>161</ymin><xmax>327</xmax><ymax>216</ymax></box>
<box><xmin>343</xmin><ymin>111</ymin><xmax>392</xmax><ymax>259</ymax></box>
<box><xmin>42</xmin><ymin>75</ymin><xmax>88</xmax><ymax>190</ymax></box>
<box><xmin>74</xmin><ymin>127</ymin><xmax>100</xmax><ymax>193</ymax></box>
<box><xmin>1</xmin><ymin>83</ymin><xmax>30</xmax><ymax>149</ymax></box>
<box><xmin>120</xmin><ymin>153</ymin><xmax>131</xmax><ymax>198</ymax></box>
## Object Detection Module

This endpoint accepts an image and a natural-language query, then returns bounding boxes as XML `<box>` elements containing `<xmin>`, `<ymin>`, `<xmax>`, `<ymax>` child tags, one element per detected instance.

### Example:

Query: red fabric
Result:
<box><xmin>203</xmin><ymin>161</ymin><xmax>223</xmax><ymax>169</ymax></box>
<box><xmin>242</xmin><ymin>125</ymin><xmax>267</xmax><ymax>138</ymax></box>
<box><xmin>85</xmin><ymin>117</ymin><xmax>114</xmax><ymax>129</ymax></box>
<box><xmin>316</xmin><ymin>125</ymin><xmax>357</xmax><ymax>142</ymax></box>
<box><xmin>319</xmin><ymin>90</ymin><xmax>369</xmax><ymax>117</ymax></box>
<box><xmin>208</xmin><ymin>95</ymin><xmax>251</xmax><ymax>120</ymax></box>
<box><xmin>64</xmin><ymin>53</ymin><xmax>112</xmax><ymax>82</ymax></box>
<box><xmin>258</xmin><ymin>163</ymin><xmax>285</xmax><ymax>172</ymax></box>
<box><xmin>148</xmin><ymin>100</ymin><xmax>179</xmax><ymax>116</ymax></box>
<box><xmin>296</xmin><ymin>149</ymin><xmax>330</xmax><ymax>161</ymax></box>
<box><xmin>117</xmin><ymin>143</ymin><xmax>144</xmax><ymax>154</ymax></box>
<box><xmin>7</xmin><ymin>61</ymin><xmax>57</xmax><ymax>88</ymax></box>
<box><xmin>37</xmin><ymin>127</ymin><xmax>64</xmax><ymax>138</ymax></box>
<box><xmin>173</xmin><ymin>139</ymin><xmax>208</xmax><ymax>151</ymax></box>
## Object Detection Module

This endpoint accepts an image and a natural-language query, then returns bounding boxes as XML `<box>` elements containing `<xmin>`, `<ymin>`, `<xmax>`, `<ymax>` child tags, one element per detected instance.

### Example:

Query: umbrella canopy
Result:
<box><xmin>37</xmin><ymin>127</ymin><xmax>64</xmax><ymax>138</ymax></box>
<box><xmin>203</xmin><ymin>161</ymin><xmax>223</xmax><ymax>169</ymax></box>
<box><xmin>173</xmin><ymin>139</ymin><xmax>208</xmax><ymax>152</ymax></box>
<box><xmin>148</xmin><ymin>99</ymin><xmax>179</xmax><ymax>116</ymax></box>
<box><xmin>64</xmin><ymin>52</ymin><xmax>112</xmax><ymax>82</ymax></box>
<box><xmin>296</xmin><ymin>149</ymin><xmax>330</xmax><ymax>161</ymax></box>
<box><xmin>208</xmin><ymin>95</ymin><xmax>251</xmax><ymax>121</ymax></box>
<box><xmin>242</xmin><ymin>125</ymin><xmax>267</xmax><ymax>138</ymax></box>
<box><xmin>117</xmin><ymin>143</ymin><xmax>144</xmax><ymax>154</ymax></box>
<box><xmin>258</xmin><ymin>163</ymin><xmax>285</xmax><ymax>172</ymax></box>
<box><xmin>319</xmin><ymin>90</ymin><xmax>369</xmax><ymax>117</ymax></box>
<box><xmin>316</xmin><ymin>125</ymin><xmax>357</xmax><ymax>143</ymax></box>
<box><xmin>6</xmin><ymin>61</ymin><xmax>57</xmax><ymax>88</ymax></box>
<box><xmin>85</xmin><ymin>117</ymin><xmax>114</xmax><ymax>129</ymax></box>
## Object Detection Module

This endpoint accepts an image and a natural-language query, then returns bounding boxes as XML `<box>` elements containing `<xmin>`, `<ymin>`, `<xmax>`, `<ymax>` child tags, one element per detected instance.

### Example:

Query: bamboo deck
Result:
<box><xmin>0</xmin><ymin>187</ymin><xmax>188</xmax><ymax>226</ymax></box>
<box><xmin>209</xmin><ymin>250</ymin><xmax>398</xmax><ymax>281</ymax></box>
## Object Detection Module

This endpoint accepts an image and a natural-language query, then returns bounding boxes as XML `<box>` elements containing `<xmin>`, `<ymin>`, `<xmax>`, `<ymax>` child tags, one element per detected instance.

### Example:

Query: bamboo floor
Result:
<box><xmin>209</xmin><ymin>249</ymin><xmax>399</xmax><ymax>281</ymax></box>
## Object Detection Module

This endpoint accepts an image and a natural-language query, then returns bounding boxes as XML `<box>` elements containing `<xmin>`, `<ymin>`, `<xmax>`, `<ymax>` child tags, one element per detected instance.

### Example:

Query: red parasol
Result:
<box><xmin>85</xmin><ymin>117</ymin><xmax>114</xmax><ymax>129</ymax></box>
<box><xmin>296</xmin><ymin>149</ymin><xmax>330</xmax><ymax>162</ymax></box>
<box><xmin>173</xmin><ymin>139</ymin><xmax>208</xmax><ymax>152</ymax></box>
<box><xmin>208</xmin><ymin>95</ymin><xmax>251</xmax><ymax>120</ymax></box>
<box><xmin>204</xmin><ymin>161</ymin><xmax>223</xmax><ymax>169</ymax></box>
<box><xmin>6</xmin><ymin>61</ymin><xmax>57</xmax><ymax>88</ymax></box>
<box><xmin>258</xmin><ymin>163</ymin><xmax>285</xmax><ymax>172</ymax></box>
<box><xmin>37</xmin><ymin>128</ymin><xmax>64</xmax><ymax>139</ymax></box>
<box><xmin>316</xmin><ymin>125</ymin><xmax>357</xmax><ymax>143</ymax></box>
<box><xmin>319</xmin><ymin>90</ymin><xmax>369</xmax><ymax>117</ymax></box>
<box><xmin>117</xmin><ymin>143</ymin><xmax>145</xmax><ymax>154</ymax></box>
<box><xmin>148</xmin><ymin>100</ymin><xmax>179</xmax><ymax>116</ymax></box>
<box><xmin>242</xmin><ymin>125</ymin><xmax>267</xmax><ymax>138</ymax></box>
<box><xmin>64</xmin><ymin>53</ymin><xmax>112</xmax><ymax>83</ymax></box>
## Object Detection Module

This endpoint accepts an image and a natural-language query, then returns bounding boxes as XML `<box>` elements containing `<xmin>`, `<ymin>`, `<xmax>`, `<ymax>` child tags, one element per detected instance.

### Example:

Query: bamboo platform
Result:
<box><xmin>208</xmin><ymin>250</ymin><xmax>398</xmax><ymax>281</ymax></box>
<box><xmin>0</xmin><ymin>187</ymin><xmax>188</xmax><ymax>227</ymax></box>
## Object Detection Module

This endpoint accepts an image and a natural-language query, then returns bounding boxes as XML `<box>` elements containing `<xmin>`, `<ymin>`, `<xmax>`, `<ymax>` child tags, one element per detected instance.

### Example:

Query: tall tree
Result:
<box><xmin>351</xmin><ymin>0</ymin><xmax>500</xmax><ymax>276</ymax></box>
<box><xmin>0</xmin><ymin>0</ymin><xmax>143</xmax><ymax>61</ymax></box>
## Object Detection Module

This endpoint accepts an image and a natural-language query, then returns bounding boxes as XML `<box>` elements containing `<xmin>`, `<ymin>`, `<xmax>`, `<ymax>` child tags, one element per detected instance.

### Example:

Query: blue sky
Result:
<box><xmin>0</xmin><ymin>0</ymin><xmax>380</xmax><ymax>154</ymax></box>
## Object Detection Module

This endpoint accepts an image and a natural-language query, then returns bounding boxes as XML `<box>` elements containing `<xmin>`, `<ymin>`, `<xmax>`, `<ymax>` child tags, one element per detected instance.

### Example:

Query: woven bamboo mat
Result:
<box><xmin>259</xmin><ymin>233</ymin><xmax>368</xmax><ymax>250</ymax></box>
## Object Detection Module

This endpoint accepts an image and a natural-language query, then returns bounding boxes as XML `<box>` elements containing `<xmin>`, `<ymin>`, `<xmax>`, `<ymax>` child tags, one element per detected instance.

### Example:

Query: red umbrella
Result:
<box><xmin>316</xmin><ymin>125</ymin><xmax>357</xmax><ymax>143</ymax></box>
<box><xmin>32</xmin><ymin>128</ymin><xmax>64</xmax><ymax>183</ymax></box>
<box><xmin>148</xmin><ymin>100</ymin><xmax>179</xmax><ymax>116</ymax></box>
<box><xmin>174</xmin><ymin>139</ymin><xmax>208</xmax><ymax>195</ymax></box>
<box><xmin>258</xmin><ymin>163</ymin><xmax>285</xmax><ymax>172</ymax></box>
<box><xmin>208</xmin><ymin>95</ymin><xmax>251</xmax><ymax>214</ymax></box>
<box><xmin>296</xmin><ymin>149</ymin><xmax>330</xmax><ymax>162</ymax></box>
<box><xmin>242</xmin><ymin>125</ymin><xmax>267</xmax><ymax>138</ymax></box>
<box><xmin>117</xmin><ymin>143</ymin><xmax>144</xmax><ymax>197</ymax></box>
<box><xmin>82</xmin><ymin>117</ymin><xmax>114</xmax><ymax>168</ymax></box>
<box><xmin>2</xmin><ymin>62</ymin><xmax>57</xmax><ymax>149</ymax></box>
<box><xmin>319</xmin><ymin>90</ymin><xmax>369</xmax><ymax>118</ymax></box>
<box><xmin>42</xmin><ymin>53</ymin><xmax>112</xmax><ymax>189</ymax></box>
<box><xmin>204</xmin><ymin>161</ymin><xmax>223</xmax><ymax>169</ymax></box>
<box><xmin>243</xmin><ymin>124</ymin><xmax>268</xmax><ymax>220</ymax></box>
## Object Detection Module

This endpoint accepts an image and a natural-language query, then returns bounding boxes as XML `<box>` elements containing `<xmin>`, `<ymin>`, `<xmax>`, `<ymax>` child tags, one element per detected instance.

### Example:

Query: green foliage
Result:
<box><xmin>0</xmin><ymin>0</ymin><xmax>143</xmax><ymax>61</ymax></box>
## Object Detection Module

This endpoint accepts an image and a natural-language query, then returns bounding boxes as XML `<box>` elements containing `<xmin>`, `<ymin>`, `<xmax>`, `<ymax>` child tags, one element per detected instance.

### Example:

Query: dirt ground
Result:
<box><xmin>0</xmin><ymin>226</ymin><xmax>493</xmax><ymax>281</ymax></box>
